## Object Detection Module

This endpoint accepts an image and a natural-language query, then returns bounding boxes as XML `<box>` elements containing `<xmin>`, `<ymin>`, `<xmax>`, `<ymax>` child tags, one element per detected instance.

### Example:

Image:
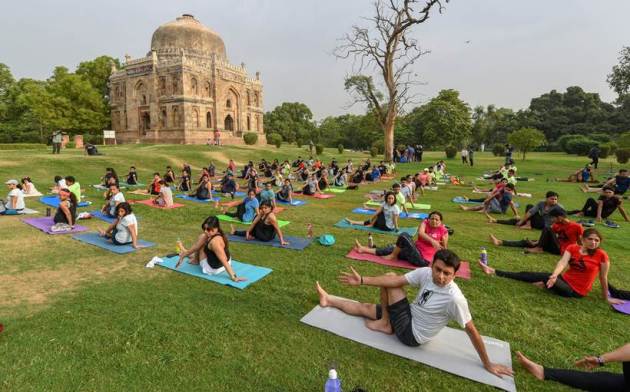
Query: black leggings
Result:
<box><xmin>544</xmin><ymin>362</ymin><xmax>629</xmax><ymax>392</ymax></box>
<box><xmin>234</xmin><ymin>221</ymin><xmax>276</xmax><ymax>242</ymax></box>
<box><xmin>365</xmin><ymin>212</ymin><xmax>391</xmax><ymax>232</ymax></box>
<box><xmin>375</xmin><ymin>232</ymin><xmax>428</xmax><ymax>267</ymax></box>
<box><xmin>501</xmin><ymin>227</ymin><xmax>561</xmax><ymax>255</ymax></box>
<box><xmin>495</xmin><ymin>271</ymin><xmax>582</xmax><ymax>297</ymax></box>
<box><xmin>226</xmin><ymin>203</ymin><xmax>246</xmax><ymax>221</ymax></box>
<box><xmin>609</xmin><ymin>284</ymin><xmax>630</xmax><ymax>300</ymax></box>
<box><xmin>496</xmin><ymin>204</ymin><xmax>545</xmax><ymax>229</ymax></box>
<box><xmin>468</xmin><ymin>197</ymin><xmax>486</xmax><ymax>203</ymax></box>
<box><xmin>567</xmin><ymin>198</ymin><xmax>615</xmax><ymax>219</ymax></box>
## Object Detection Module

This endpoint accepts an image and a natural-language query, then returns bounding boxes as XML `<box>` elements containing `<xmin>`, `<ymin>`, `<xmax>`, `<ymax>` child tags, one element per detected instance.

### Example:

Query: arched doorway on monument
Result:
<box><xmin>224</xmin><ymin>115</ymin><xmax>234</xmax><ymax>132</ymax></box>
<box><xmin>140</xmin><ymin>112</ymin><xmax>151</xmax><ymax>136</ymax></box>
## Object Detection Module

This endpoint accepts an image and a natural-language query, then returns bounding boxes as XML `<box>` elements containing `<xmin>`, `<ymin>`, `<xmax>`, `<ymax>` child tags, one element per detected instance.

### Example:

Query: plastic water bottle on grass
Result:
<box><xmin>480</xmin><ymin>247</ymin><xmax>488</xmax><ymax>265</ymax></box>
<box><xmin>324</xmin><ymin>368</ymin><xmax>341</xmax><ymax>392</ymax></box>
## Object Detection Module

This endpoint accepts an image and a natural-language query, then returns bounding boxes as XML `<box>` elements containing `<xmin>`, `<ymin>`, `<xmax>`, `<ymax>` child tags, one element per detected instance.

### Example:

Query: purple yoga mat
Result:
<box><xmin>22</xmin><ymin>217</ymin><xmax>88</xmax><ymax>235</ymax></box>
<box><xmin>612</xmin><ymin>301</ymin><xmax>630</xmax><ymax>315</ymax></box>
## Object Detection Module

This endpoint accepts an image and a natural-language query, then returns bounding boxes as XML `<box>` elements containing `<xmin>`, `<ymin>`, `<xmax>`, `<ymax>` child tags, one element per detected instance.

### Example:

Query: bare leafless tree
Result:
<box><xmin>336</xmin><ymin>0</ymin><xmax>448</xmax><ymax>161</ymax></box>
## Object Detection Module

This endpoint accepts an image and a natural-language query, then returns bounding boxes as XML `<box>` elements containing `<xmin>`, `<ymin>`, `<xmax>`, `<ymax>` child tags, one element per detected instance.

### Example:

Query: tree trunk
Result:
<box><xmin>383</xmin><ymin>106</ymin><xmax>397</xmax><ymax>162</ymax></box>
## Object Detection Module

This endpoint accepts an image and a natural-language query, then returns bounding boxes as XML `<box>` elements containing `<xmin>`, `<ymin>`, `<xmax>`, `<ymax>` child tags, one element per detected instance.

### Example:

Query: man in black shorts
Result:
<box><xmin>315</xmin><ymin>249</ymin><xmax>513</xmax><ymax>378</ymax></box>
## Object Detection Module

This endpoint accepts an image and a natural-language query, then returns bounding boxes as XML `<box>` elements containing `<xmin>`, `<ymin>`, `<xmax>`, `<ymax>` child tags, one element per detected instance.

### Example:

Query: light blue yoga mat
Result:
<box><xmin>158</xmin><ymin>256</ymin><xmax>272</xmax><ymax>289</ymax></box>
<box><xmin>352</xmin><ymin>208</ymin><xmax>428</xmax><ymax>220</ymax></box>
<box><xmin>334</xmin><ymin>219</ymin><xmax>417</xmax><ymax>236</ymax></box>
<box><xmin>40</xmin><ymin>196</ymin><xmax>91</xmax><ymax>208</ymax></box>
<box><xmin>87</xmin><ymin>210</ymin><xmax>117</xmax><ymax>224</ymax></box>
<box><xmin>72</xmin><ymin>232</ymin><xmax>155</xmax><ymax>254</ymax></box>
<box><xmin>276</xmin><ymin>199</ymin><xmax>306</xmax><ymax>206</ymax></box>
<box><xmin>175</xmin><ymin>194</ymin><xmax>220</xmax><ymax>203</ymax></box>
<box><xmin>227</xmin><ymin>234</ymin><xmax>312</xmax><ymax>250</ymax></box>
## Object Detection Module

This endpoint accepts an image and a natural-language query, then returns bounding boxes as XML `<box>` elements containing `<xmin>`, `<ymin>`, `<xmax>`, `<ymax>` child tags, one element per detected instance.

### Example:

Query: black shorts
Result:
<box><xmin>376</xmin><ymin>298</ymin><xmax>419</xmax><ymax>347</ymax></box>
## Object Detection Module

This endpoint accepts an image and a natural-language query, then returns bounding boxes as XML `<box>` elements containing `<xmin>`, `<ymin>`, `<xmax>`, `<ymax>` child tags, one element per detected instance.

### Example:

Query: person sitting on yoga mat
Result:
<box><xmin>489</xmin><ymin>209</ymin><xmax>582</xmax><ymax>255</ymax></box>
<box><xmin>126</xmin><ymin>166</ymin><xmax>138</xmax><ymax>185</ymax></box>
<box><xmin>191</xmin><ymin>174</ymin><xmax>213</xmax><ymax>200</ymax></box>
<box><xmin>318</xmin><ymin>170</ymin><xmax>329</xmax><ymax>191</ymax></box>
<box><xmin>479</xmin><ymin>228</ymin><xmax>626</xmax><ymax>304</ymax></box>
<box><xmin>178</xmin><ymin>169</ymin><xmax>191</xmax><ymax>192</ymax></box>
<box><xmin>494</xmin><ymin>191</ymin><xmax>563</xmax><ymax>230</ymax></box>
<box><xmin>51</xmin><ymin>175</ymin><xmax>67</xmax><ymax>194</ymax></box>
<box><xmin>258</xmin><ymin>182</ymin><xmax>276</xmax><ymax>209</ymax></box>
<box><xmin>460</xmin><ymin>183</ymin><xmax>519</xmax><ymax>218</ymax></box>
<box><xmin>567</xmin><ymin>186</ymin><xmax>630</xmax><ymax>223</ymax></box>
<box><xmin>175</xmin><ymin>215</ymin><xmax>245</xmax><ymax>282</ymax></box>
<box><xmin>315</xmin><ymin>249</ymin><xmax>513</xmax><ymax>378</ymax></box>
<box><xmin>333</xmin><ymin>169</ymin><xmax>348</xmax><ymax>188</ymax></box>
<box><xmin>102</xmin><ymin>184</ymin><xmax>125</xmax><ymax>217</ymax></box>
<box><xmin>0</xmin><ymin>179</ymin><xmax>25</xmax><ymax>215</ymax></box>
<box><xmin>581</xmin><ymin>169</ymin><xmax>630</xmax><ymax>196</ymax></box>
<box><xmin>152</xmin><ymin>180</ymin><xmax>173</xmax><ymax>207</ymax></box>
<box><xmin>98</xmin><ymin>202</ymin><xmax>141</xmax><ymax>249</ymax></box>
<box><xmin>246</xmin><ymin>168</ymin><xmax>260</xmax><ymax>193</ymax></box>
<box><xmin>147</xmin><ymin>173</ymin><xmax>162</xmax><ymax>196</ymax></box>
<box><xmin>345</xmin><ymin>191</ymin><xmax>400</xmax><ymax>232</ymax></box>
<box><xmin>276</xmin><ymin>179</ymin><xmax>294</xmax><ymax>204</ymax></box>
<box><xmin>101</xmin><ymin>168</ymin><xmax>119</xmax><ymax>187</ymax></box>
<box><xmin>353</xmin><ymin>211</ymin><xmax>448</xmax><ymax>267</ymax></box>
<box><xmin>163</xmin><ymin>166</ymin><xmax>176</xmax><ymax>184</ymax></box>
<box><xmin>302</xmin><ymin>174</ymin><xmax>321</xmax><ymax>196</ymax></box>
<box><xmin>64</xmin><ymin>176</ymin><xmax>81</xmax><ymax>202</ymax></box>
<box><xmin>230</xmin><ymin>201</ymin><xmax>288</xmax><ymax>246</ymax></box>
<box><xmin>219</xmin><ymin>189</ymin><xmax>260</xmax><ymax>222</ymax></box>
<box><xmin>53</xmin><ymin>188</ymin><xmax>77</xmax><ymax>228</ymax></box>
<box><xmin>516</xmin><ymin>343</ymin><xmax>629</xmax><ymax>392</ymax></box>
<box><xmin>218</xmin><ymin>173</ymin><xmax>238</xmax><ymax>198</ymax></box>
<box><xmin>559</xmin><ymin>164</ymin><xmax>596</xmax><ymax>183</ymax></box>
<box><xmin>20</xmin><ymin>177</ymin><xmax>40</xmax><ymax>196</ymax></box>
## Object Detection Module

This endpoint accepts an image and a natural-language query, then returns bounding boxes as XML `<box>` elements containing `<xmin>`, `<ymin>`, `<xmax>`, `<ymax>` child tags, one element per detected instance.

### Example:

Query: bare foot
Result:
<box><xmin>365</xmin><ymin>318</ymin><xmax>393</xmax><ymax>334</ymax></box>
<box><xmin>316</xmin><ymin>281</ymin><xmax>329</xmax><ymax>308</ymax></box>
<box><xmin>459</xmin><ymin>205</ymin><xmax>467</xmax><ymax>211</ymax></box>
<box><xmin>524</xmin><ymin>247</ymin><xmax>543</xmax><ymax>254</ymax></box>
<box><xmin>97</xmin><ymin>228</ymin><xmax>106</xmax><ymax>236</ymax></box>
<box><xmin>478</xmin><ymin>261</ymin><xmax>496</xmax><ymax>275</ymax></box>
<box><xmin>213</xmin><ymin>201</ymin><xmax>220</xmax><ymax>209</ymax></box>
<box><xmin>230</xmin><ymin>224</ymin><xmax>236</xmax><ymax>235</ymax></box>
<box><xmin>518</xmin><ymin>224</ymin><xmax>532</xmax><ymax>230</ymax></box>
<box><xmin>381</xmin><ymin>254</ymin><xmax>395</xmax><ymax>260</ymax></box>
<box><xmin>485</xmin><ymin>212</ymin><xmax>497</xmax><ymax>223</ymax></box>
<box><xmin>489</xmin><ymin>234</ymin><xmax>502</xmax><ymax>246</ymax></box>
<box><xmin>354</xmin><ymin>239</ymin><xmax>363</xmax><ymax>253</ymax></box>
<box><xmin>516</xmin><ymin>352</ymin><xmax>545</xmax><ymax>380</ymax></box>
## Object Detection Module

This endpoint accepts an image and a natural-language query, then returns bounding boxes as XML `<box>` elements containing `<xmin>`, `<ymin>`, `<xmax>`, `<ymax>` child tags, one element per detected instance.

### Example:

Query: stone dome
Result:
<box><xmin>151</xmin><ymin>14</ymin><xmax>227</xmax><ymax>59</ymax></box>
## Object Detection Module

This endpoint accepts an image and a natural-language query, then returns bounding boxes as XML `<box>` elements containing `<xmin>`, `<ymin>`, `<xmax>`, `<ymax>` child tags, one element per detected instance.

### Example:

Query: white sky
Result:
<box><xmin>1</xmin><ymin>0</ymin><xmax>629</xmax><ymax>119</ymax></box>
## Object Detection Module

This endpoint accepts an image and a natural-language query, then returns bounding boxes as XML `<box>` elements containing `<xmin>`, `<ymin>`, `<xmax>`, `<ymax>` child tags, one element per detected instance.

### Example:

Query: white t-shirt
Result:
<box><xmin>57</xmin><ymin>179</ymin><xmax>67</xmax><ymax>189</ymax></box>
<box><xmin>404</xmin><ymin>267</ymin><xmax>472</xmax><ymax>344</ymax></box>
<box><xmin>8</xmin><ymin>188</ymin><xmax>25</xmax><ymax>210</ymax></box>
<box><xmin>109</xmin><ymin>192</ymin><xmax>126</xmax><ymax>215</ymax></box>
<box><xmin>160</xmin><ymin>186</ymin><xmax>173</xmax><ymax>207</ymax></box>
<box><xmin>382</xmin><ymin>203</ymin><xmax>401</xmax><ymax>230</ymax></box>
<box><xmin>115</xmin><ymin>213</ymin><xmax>138</xmax><ymax>244</ymax></box>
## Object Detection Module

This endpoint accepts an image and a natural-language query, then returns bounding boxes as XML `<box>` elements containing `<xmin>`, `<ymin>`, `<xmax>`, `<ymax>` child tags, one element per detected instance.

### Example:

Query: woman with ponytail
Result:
<box><xmin>53</xmin><ymin>188</ymin><xmax>77</xmax><ymax>226</ymax></box>
<box><xmin>176</xmin><ymin>216</ymin><xmax>246</xmax><ymax>282</ymax></box>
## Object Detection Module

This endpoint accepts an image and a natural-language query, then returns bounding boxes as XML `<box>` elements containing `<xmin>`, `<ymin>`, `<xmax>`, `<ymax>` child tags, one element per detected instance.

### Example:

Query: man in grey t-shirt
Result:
<box><xmin>315</xmin><ymin>249</ymin><xmax>513</xmax><ymax>378</ymax></box>
<box><xmin>51</xmin><ymin>130</ymin><xmax>63</xmax><ymax>154</ymax></box>
<box><xmin>496</xmin><ymin>191</ymin><xmax>563</xmax><ymax>229</ymax></box>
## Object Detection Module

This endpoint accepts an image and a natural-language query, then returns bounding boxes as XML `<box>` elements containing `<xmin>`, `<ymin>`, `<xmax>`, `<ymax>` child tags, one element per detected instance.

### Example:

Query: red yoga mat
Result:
<box><xmin>345</xmin><ymin>249</ymin><xmax>471</xmax><ymax>280</ymax></box>
<box><xmin>132</xmin><ymin>199</ymin><xmax>185</xmax><ymax>209</ymax></box>
<box><xmin>294</xmin><ymin>191</ymin><xmax>335</xmax><ymax>199</ymax></box>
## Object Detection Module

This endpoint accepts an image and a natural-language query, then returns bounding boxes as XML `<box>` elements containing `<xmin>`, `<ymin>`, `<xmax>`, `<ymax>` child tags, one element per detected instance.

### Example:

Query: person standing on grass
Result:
<box><xmin>588</xmin><ymin>145</ymin><xmax>601</xmax><ymax>169</ymax></box>
<box><xmin>315</xmin><ymin>249</ymin><xmax>513</xmax><ymax>378</ymax></box>
<box><xmin>51</xmin><ymin>130</ymin><xmax>63</xmax><ymax>154</ymax></box>
<box><xmin>516</xmin><ymin>343</ymin><xmax>629</xmax><ymax>392</ymax></box>
<box><xmin>467</xmin><ymin>145</ymin><xmax>474</xmax><ymax>167</ymax></box>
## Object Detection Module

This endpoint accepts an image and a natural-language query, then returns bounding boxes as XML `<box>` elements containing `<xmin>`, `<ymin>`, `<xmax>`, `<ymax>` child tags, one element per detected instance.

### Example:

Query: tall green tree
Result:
<box><xmin>607</xmin><ymin>46</ymin><xmax>630</xmax><ymax>102</ymax></box>
<box><xmin>507</xmin><ymin>127</ymin><xmax>546</xmax><ymax>160</ymax></box>
<box><xmin>0</xmin><ymin>63</ymin><xmax>15</xmax><ymax>121</ymax></box>
<box><xmin>263</xmin><ymin>102</ymin><xmax>316</xmax><ymax>144</ymax></box>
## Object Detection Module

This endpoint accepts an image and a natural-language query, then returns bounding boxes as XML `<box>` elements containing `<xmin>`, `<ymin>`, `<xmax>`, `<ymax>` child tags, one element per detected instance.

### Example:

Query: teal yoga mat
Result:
<box><xmin>157</xmin><ymin>256</ymin><xmax>272</xmax><ymax>289</ymax></box>
<box><xmin>334</xmin><ymin>219</ymin><xmax>417</xmax><ymax>236</ymax></box>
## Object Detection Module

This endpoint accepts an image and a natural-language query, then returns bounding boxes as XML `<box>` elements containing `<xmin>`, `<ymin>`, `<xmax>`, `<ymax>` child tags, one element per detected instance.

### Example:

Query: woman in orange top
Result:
<box><xmin>479</xmin><ymin>228</ymin><xmax>625</xmax><ymax>305</ymax></box>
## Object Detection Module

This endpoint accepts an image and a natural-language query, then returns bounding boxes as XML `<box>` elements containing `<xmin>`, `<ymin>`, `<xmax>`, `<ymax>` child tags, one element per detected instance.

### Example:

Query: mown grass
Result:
<box><xmin>0</xmin><ymin>144</ymin><xmax>628</xmax><ymax>391</ymax></box>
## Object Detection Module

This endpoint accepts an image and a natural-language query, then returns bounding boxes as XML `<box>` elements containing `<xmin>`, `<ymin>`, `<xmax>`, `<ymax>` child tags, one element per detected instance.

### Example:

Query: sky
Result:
<box><xmin>1</xmin><ymin>0</ymin><xmax>629</xmax><ymax>119</ymax></box>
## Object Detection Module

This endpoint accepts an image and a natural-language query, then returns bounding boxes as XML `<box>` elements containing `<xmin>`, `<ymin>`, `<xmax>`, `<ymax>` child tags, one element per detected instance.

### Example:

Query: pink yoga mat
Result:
<box><xmin>612</xmin><ymin>301</ymin><xmax>630</xmax><ymax>315</ymax></box>
<box><xmin>132</xmin><ymin>199</ymin><xmax>185</xmax><ymax>209</ymax></box>
<box><xmin>345</xmin><ymin>249</ymin><xmax>471</xmax><ymax>280</ymax></box>
<box><xmin>295</xmin><ymin>192</ymin><xmax>335</xmax><ymax>199</ymax></box>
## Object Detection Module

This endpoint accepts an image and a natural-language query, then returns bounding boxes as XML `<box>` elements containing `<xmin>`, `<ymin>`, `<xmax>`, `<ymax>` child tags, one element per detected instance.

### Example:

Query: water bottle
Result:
<box><xmin>307</xmin><ymin>223</ymin><xmax>313</xmax><ymax>239</ymax></box>
<box><xmin>367</xmin><ymin>233</ymin><xmax>374</xmax><ymax>249</ymax></box>
<box><xmin>175</xmin><ymin>238</ymin><xmax>181</xmax><ymax>253</ymax></box>
<box><xmin>46</xmin><ymin>207</ymin><xmax>51</xmax><ymax>217</ymax></box>
<box><xmin>480</xmin><ymin>247</ymin><xmax>488</xmax><ymax>265</ymax></box>
<box><xmin>324</xmin><ymin>368</ymin><xmax>341</xmax><ymax>392</ymax></box>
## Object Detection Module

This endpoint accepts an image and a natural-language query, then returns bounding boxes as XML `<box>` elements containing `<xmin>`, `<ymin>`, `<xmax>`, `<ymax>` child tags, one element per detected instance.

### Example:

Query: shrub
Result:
<box><xmin>618</xmin><ymin>132</ymin><xmax>630</xmax><ymax>148</ymax></box>
<box><xmin>243</xmin><ymin>132</ymin><xmax>258</xmax><ymax>145</ymax></box>
<box><xmin>445</xmin><ymin>145</ymin><xmax>457</xmax><ymax>159</ymax></box>
<box><xmin>337</xmin><ymin>144</ymin><xmax>344</xmax><ymax>154</ymax></box>
<box><xmin>565</xmin><ymin>136</ymin><xmax>596</xmax><ymax>155</ymax></box>
<box><xmin>371</xmin><ymin>139</ymin><xmax>384</xmax><ymax>154</ymax></box>
<box><xmin>557</xmin><ymin>134</ymin><xmax>583</xmax><ymax>153</ymax></box>
<box><xmin>370</xmin><ymin>146</ymin><xmax>378</xmax><ymax>157</ymax></box>
<box><xmin>266</xmin><ymin>133</ymin><xmax>282</xmax><ymax>148</ymax></box>
<box><xmin>295</xmin><ymin>139</ymin><xmax>303</xmax><ymax>148</ymax></box>
<box><xmin>605</xmin><ymin>141</ymin><xmax>618</xmax><ymax>155</ymax></box>
<box><xmin>616</xmin><ymin>148</ymin><xmax>630</xmax><ymax>164</ymax></box>
<box><xmin>492</xmin><ymin>143</ymin><xmax>506</xmax><ymax>157</ymax></box>
<box><xmin>65</xmin><ymin>142</ymin><xmax>76</xmax><ymax>149</ymax></box>
<box><xmin>590</xmin><ymin>133</ymin><xmax>612</xmax><ymax>144</ymax></box>
<box><xmin>315</xmin><ymin>144</ymin><xmax>324</xmax><ymax>155</ymax></box>
<box><xmin>599</xmin><ymin>144</ymin><xmax>611</xmax><ymax>159</ymax></box>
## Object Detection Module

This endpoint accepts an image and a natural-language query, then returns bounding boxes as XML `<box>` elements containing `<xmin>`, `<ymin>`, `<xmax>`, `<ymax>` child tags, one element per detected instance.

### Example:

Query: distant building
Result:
<box><xmin>109</xmin><ymin>14</ymin><xmax>264</xmax><ymax>144</ymax></box>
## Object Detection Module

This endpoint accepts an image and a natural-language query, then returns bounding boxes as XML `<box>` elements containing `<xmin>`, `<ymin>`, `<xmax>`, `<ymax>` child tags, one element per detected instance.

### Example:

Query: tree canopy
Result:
<box><xmin>507</xmin><ymin>127</ymin><xmax>546</xmax><ymax>160</ymax></box>
<box><xmin>263</xmin><ymin>102</ymin><xmax>316</xmax><ymax>144</ymax></box>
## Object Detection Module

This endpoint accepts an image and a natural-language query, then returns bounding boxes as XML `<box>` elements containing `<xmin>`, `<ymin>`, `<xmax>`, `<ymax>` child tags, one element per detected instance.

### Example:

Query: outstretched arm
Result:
<box><xmin>618</xmin><ymin>204</ymin><xmax>629</xmax><ymax>222</ymax></box>
<box><xmin>340</xmin><ymin>266</ymin><xmax>408</xmax><ymax>288</ymax></box>
<box><xmin>599</xmin><ymin>262</ymin><xmax>623</xmax><ymax>305</ymax></box>
<box><xmin>576</xmin><ymin>343</ymin><xmax>630</xmax><ymax>369</ymax></box>
<box><xmin>465</xmin><ymin>321</ymin><xmax>514</xmax><ymax>377</ymax></box>
<box><xmin>546</xmin><ymin>250</ymin><xmax>571</xmax><ymax>288</ymax></box>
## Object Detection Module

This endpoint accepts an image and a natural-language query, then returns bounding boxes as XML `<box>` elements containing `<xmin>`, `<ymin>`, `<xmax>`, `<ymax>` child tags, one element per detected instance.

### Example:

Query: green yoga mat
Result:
<box><xmin>216</xmin><ymin>214</ymin><xmax>290</xmax><ymax>228</ymax></box>
<box><xmin>326</xmin><ymin>188</ymin><xmax>347</xmax><ymax>193</ymax></box>
<box><xmin>365</xmin><ymin>200</ymin><xmax>431</xmax><ymax>210</ymax></box>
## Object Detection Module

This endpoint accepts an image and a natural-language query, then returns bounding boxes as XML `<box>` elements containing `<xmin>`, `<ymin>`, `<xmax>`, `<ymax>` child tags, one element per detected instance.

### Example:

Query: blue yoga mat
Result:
<box><xmin>227</xmin><ymin>234</ymin><xmax>312</xmax><ymax>250</ymax></box>
<box><xmin>40</xmin><ymin>196</ymin><xmax>91</xmax><ymax>208</ymax></box>
<box><xmin>87</xmin><ymin>210</ymin><xmax>117</xmax><ymax>224</ymax></box>
<box><xmin>276</xmin><ymin>199</ymin><xmax>306</xmax><ymax>206</ymax></box>
<box><xmin>334</xmin><ymin>219</ymin><xmax>417</xmax><ymax>236</ymax></box>
<box><xmin>352</xmin><ymin>208</ymin><xmax>428</xmax><ymax>220</ymax></box>
<box><xmin>157</xmin><ymin>256</ymin><xmax>272</xmax><ymax>289</ymax></box>
<box><xmin>175</xmin><ymin>194</ymin><xmax>220</xmax><ymax>203</ymax></box>
<box><xmin>72</xmin><ymin>232</ymin><xmax>155</xmax><ymax>254</ymax></box>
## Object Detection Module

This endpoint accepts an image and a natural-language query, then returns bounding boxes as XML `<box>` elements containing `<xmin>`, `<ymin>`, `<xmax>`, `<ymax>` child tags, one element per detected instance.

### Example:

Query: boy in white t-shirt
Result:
<box><xmin>315</xmin><ymin>249</ymin><xmax>513</xmax><ymax>378</ymax></box>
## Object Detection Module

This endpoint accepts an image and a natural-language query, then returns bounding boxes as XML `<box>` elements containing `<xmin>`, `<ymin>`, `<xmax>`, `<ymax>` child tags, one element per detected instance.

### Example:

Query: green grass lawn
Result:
<box><xmin>0</xmin><ymin>144</ymin><xmax>627</xmax><ymax>391</ymax></box>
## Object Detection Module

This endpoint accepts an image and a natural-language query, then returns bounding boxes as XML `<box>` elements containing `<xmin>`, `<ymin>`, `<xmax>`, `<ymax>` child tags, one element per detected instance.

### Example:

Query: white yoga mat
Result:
<box><xmin>301</xmin><ymin>304</ymin><xmax>516</xmax><ymax>392</ymax></box>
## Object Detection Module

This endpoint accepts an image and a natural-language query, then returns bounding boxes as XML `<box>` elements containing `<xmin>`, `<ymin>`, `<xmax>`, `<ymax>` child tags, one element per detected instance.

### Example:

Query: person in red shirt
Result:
<box><xmin>489</xmin><ymin>209</ymin><xmax>582</xmax><ymax>255</ymax></box>
<box><xmin>479</xmin><ymin>228</ymin><xmax>625</xmax><ymax>304</ymax></box>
